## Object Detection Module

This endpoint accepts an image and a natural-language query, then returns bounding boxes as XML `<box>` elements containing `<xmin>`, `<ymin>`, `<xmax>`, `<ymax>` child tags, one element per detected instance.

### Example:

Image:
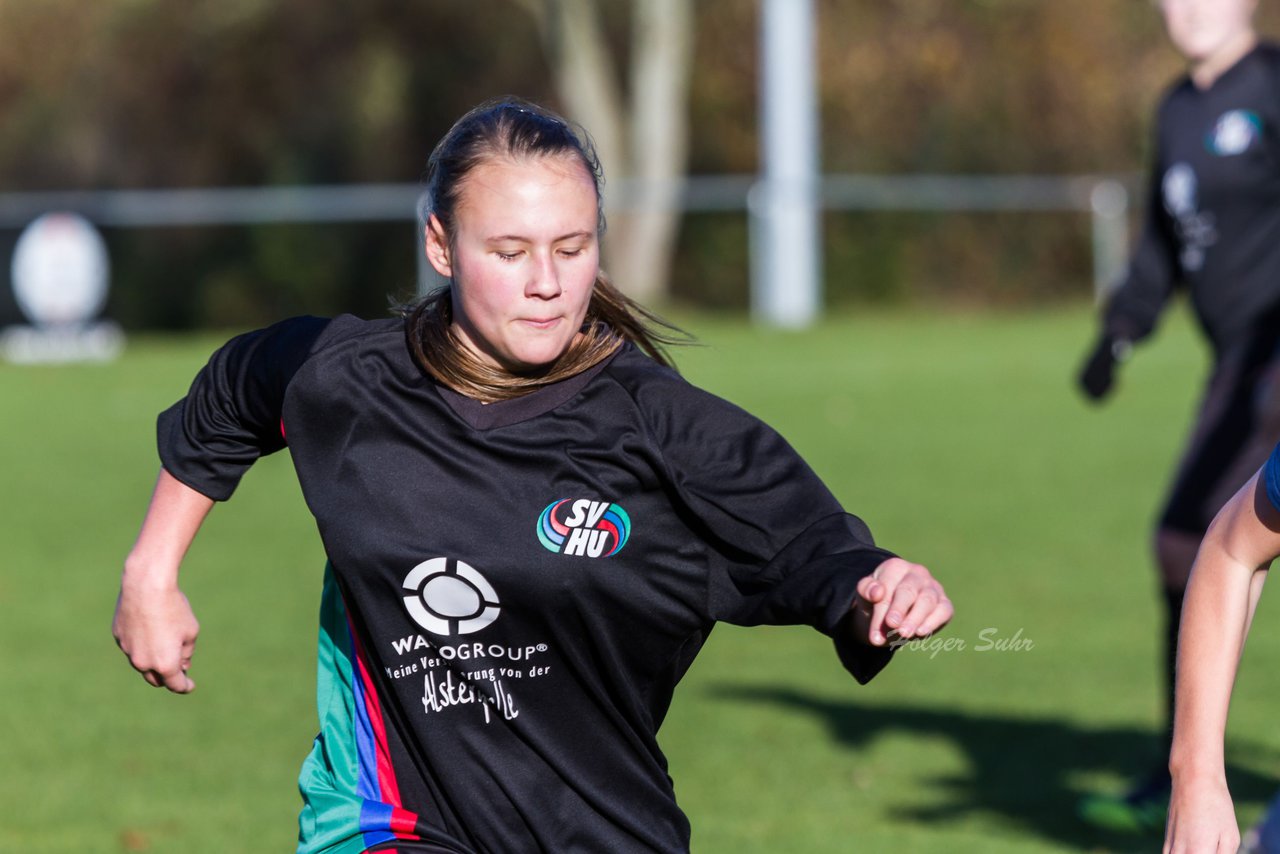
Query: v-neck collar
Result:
<box><xmin>433</xmin><ymin>349</ymin><xmax>620</xmax><ymax>430</ymax></box>
<box><xmin>1189</xmin><ymin>42</ymin><xmax>1259</xmax><ymax>94</ymax></box>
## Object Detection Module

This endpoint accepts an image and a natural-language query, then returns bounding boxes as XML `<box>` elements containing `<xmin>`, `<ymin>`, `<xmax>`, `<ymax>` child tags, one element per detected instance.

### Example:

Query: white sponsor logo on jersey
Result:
<box><xmin>401</xmin><ymin>557</ymin><xmax>500</xmax><ymax>635</ymax></box>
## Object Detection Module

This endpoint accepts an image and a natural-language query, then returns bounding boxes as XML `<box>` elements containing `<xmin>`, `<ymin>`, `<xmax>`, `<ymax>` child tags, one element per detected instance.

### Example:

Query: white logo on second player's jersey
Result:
<box><xmin>1208</xmin><ymin>110</ymin><xmax>1260</xmax><ymax>156</ymax></box>
<box><xmin>1162</xmin><ymin>162</ymin><xmax>1217</xmax><ymax>272</ymax></box>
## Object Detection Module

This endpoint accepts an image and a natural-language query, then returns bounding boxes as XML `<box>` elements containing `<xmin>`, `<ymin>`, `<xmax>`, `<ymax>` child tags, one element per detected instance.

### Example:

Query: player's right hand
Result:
<box><xmin>112</xmin><ymin>583</ymin><xmax>199</xmax><ymax>694</ymax></box>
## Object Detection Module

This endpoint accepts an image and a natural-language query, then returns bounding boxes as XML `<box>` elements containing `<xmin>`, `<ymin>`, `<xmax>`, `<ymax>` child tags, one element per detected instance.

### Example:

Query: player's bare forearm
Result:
<box><xmin>1169</xmin><ymin>474</ymin><xmax>1276</xmax><ymax>793</ymax></box>
<box><xmin>1169</xmin><ymin>549</ymin><xmax>1248</xmax><ymax>779</ymax></box>
<box><xmin>122</xmin><ymin>469</ymin><xmax>215</xmax><ymax>584</ymax></box>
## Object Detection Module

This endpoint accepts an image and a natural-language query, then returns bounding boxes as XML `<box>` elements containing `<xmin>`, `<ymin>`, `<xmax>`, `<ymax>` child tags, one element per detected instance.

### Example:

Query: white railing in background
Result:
<box><xmin>0</xmin><ymin>174</ymin><xmax>1132</xmax><ymax>318</ymax></box>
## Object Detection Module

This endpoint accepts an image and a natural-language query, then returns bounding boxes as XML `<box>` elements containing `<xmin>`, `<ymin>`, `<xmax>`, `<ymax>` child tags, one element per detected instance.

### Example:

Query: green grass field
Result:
<box><xmin>3</xmin><ymin>302</ymin><xmax>1279</xmax><ymax>853</ymax></box>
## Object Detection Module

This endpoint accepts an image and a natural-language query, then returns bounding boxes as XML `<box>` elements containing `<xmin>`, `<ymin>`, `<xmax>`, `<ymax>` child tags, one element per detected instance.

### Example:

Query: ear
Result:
<box><xmin>424</xmin><ymin>215</ymin><xmax>453</xmax><ymax>279</ymax></box>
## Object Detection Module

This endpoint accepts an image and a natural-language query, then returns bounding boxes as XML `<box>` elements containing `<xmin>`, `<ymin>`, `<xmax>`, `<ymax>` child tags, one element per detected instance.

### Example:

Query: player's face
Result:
<box><xmin>1159</xmin><ymin>0</ymin><xmax>1256</xmax><ymax>67</ymax></box>
<box><xmin>426</xmin><ymin>153</ymin><xmax>600</xmax><ymax>373</ymax></box>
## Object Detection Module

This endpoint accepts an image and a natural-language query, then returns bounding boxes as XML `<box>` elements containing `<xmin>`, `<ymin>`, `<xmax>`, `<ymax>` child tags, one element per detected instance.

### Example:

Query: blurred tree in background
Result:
<box><xmin>0</xmin><ymin>0</ymin><xmax>1275</xmax><ymax>328</ymax></box>
<box><xmin>516</xmin><ymin>0</ymin><xmax>694</xmax><ymax>305</ymax></box>
<box><xmin>0</xmin><ymin>0</ymin><xmax>558</xmax><ymax>327</ymax></box>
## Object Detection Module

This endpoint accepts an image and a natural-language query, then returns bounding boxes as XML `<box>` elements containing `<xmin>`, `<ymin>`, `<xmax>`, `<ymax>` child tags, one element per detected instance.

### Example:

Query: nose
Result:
<box><xmin>526</xmin><ymin>251</ymin><xmax>562</xmax><ymax>299</ymax></box>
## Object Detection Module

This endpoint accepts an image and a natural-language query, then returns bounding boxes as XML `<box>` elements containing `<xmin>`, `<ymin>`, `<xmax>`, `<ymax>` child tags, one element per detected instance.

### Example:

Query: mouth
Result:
<box><xmin>520</xmin><ymin>317</ymin><xmax>561</xmax><ymax>329</ymax></box>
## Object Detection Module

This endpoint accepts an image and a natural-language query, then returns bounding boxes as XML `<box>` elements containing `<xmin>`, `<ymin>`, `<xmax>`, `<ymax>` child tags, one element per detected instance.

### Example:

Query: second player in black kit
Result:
<box><xmin>1078</xmin><ymin>0</ymin><xmax>1280</xmax><ymax>830</ymax></box>
<box><xmin>1102</xmin><ymin>48</ymin><xmax>1280</xmax><ymax>353</ymax></box>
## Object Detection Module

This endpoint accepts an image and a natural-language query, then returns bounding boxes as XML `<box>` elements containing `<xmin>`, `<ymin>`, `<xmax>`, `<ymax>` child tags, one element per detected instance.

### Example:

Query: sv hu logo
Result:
<box><xmin>402</xmin><ymin>557</ymin><xmax>500</xmax><ymax>635</ymax></box>
<box><xmin>537</xmin><ymin>498</ymin><xmax>630</xmax><ymax>558</ymax></box>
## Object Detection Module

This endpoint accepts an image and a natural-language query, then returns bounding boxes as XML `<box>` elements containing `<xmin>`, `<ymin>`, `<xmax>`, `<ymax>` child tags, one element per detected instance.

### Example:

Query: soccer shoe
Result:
<box><xmin>1076</xmin><ymin>770</ymin><xmax>1171</xmax><ymax>834</ymax></box>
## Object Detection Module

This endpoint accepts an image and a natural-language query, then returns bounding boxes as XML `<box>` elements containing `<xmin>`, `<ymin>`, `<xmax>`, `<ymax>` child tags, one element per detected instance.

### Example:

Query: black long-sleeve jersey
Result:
<box><xmin>157</xmin><ymin>315</ymin><xmax>897</xmax><ymax>854</ymax></box>
<box><xmin>1104</xmin><ymin>43</ymin><xmax>1280</xmax><ymax>354</ymax></box>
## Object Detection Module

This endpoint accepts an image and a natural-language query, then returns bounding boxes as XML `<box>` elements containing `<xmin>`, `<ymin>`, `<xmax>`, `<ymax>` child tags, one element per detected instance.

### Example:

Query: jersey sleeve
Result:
<box><xmin>1101</xmin><ymin>117</ymin><xmax>1180</xmax><ymax>344</ymax></box>
<box><xmin>157</xmin><ymin>315</ymin><xmax>330</xmax><ymax>501</ymax></box>
<box><xmin>1264</xmin><ymin>442</ymin><xmax>1280</xmax><ymax>514</ymax></box>
<box><xmin>638</xmin><ymin>376</ymin><xmax>898</xmax><ymax>684</ymax></box>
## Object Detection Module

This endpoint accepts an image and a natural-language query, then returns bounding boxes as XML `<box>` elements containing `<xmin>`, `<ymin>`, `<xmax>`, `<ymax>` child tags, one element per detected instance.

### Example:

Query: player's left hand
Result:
<box><xmin>851</xmin><ymin>558</ymin><xmax>951</xmax><ymax>647</ymax></box>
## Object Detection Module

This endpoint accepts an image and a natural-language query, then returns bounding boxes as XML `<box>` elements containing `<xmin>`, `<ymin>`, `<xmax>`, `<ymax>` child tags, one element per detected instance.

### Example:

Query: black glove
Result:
<box><xmin>1078</xmin><ymin>335</ymin><xmax>1129</xmax><ymax>402</ymax></box>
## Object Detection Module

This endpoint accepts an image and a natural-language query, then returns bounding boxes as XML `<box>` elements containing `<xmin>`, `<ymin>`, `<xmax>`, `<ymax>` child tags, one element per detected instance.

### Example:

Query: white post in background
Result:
<box><xmin>752</xmin><ymin>0</ymin><xmax>820</xmax><ymax>327</ymax></box>
<box><xmin>1089</xmin><ymin>179</ymin><xmax>1129</xmax><ymax>303</ymax></box>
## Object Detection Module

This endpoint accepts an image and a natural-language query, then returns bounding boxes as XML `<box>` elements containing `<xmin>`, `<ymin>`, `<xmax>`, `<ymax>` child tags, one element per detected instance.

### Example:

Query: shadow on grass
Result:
<box><xmin>709</xmin><ymin>684</ymin><xmax>1279</xmax><ymax>851</ymax></box>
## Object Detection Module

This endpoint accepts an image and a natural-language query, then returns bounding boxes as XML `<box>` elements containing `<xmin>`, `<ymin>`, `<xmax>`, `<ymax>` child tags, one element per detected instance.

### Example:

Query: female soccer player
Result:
<box><xmin>113</xmin><ymin>98</ymin><xmax>952</xmax><ymax>853</ymax></box>
<box><xmin>1164</xmin><ymin>448</ymin><xmax>1279</xmax><ymax>854</ymax></box>
<box><xmin>1077</xmin><ymin>0</ymin><xmax>1280</xmax><ymax>830</ymax></box>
